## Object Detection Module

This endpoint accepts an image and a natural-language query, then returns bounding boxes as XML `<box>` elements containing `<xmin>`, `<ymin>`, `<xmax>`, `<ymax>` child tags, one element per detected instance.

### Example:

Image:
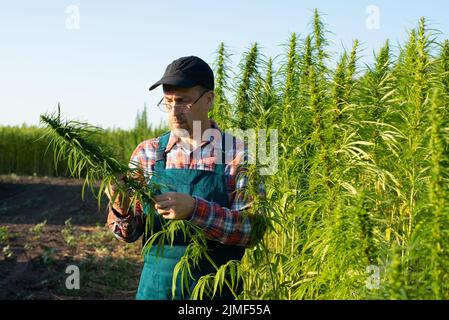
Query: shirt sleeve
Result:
<box><xmin>107</xmin><ymin>202</ymin><xmax>144</xmax><ymax>243</ymax></box>
<box><xmin>106</xmin><ymin>139</ymin><xmax>157</xmax><ymax>243</ymax></box>
<box><xmin>188</xmin><ymin>150</ymin><xmax>266</xmax><ymax>248</ymax></box>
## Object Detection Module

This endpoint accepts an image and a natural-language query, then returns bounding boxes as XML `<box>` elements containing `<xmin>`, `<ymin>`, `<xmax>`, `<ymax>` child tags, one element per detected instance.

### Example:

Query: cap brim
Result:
<box><xmin>149</xmin><ymin>75</ymin><xmax>198</xmax><ymax>91</ymax></box>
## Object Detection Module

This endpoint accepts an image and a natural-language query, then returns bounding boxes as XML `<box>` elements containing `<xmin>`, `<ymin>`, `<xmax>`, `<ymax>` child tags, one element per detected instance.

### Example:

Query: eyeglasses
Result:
<box><xmin>157</xmin><ymin>90</ymin><xmax>209</xmax><ymax>113</ymax></box>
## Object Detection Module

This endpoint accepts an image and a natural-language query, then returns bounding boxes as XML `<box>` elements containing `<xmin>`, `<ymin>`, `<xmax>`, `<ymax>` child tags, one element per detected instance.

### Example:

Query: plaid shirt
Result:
<box><xmin>107</xmin><ymin>121</ymin><xmax>264</xmax><ymax>247</ymax></box>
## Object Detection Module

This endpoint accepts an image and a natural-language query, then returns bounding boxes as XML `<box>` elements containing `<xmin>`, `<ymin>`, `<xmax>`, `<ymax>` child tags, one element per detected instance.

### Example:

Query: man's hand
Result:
<box><xmin>104</xmin><ymin>174</ymin><xmax>133</xmax><ymax>216</ymax></box>
<box><xmin>154</xmin><ymin>192</ymin><xmax>195</xmax><ymax>220</ymax></box>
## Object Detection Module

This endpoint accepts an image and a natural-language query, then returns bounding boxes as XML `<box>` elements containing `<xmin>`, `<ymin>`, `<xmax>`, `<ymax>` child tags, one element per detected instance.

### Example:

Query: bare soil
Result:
<box><xmin>0</xmin><ymin>174</ymin><xmax>143</xmax><ymax>300</ymax></box>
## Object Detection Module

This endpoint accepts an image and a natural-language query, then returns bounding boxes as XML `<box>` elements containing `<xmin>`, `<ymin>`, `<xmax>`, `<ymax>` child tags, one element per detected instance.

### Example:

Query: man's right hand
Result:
<box><xmin>104</xmin><ymin>174</ymin><xmax>133</xmax><ymax>216</ymax></box>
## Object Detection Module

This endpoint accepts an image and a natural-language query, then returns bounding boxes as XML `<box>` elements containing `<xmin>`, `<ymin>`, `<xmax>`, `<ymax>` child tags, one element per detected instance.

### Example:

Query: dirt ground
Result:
<box><xmin>0</xmin><ymin>174</ymin><xmax>143</xmax><ymax>300</ymax></box>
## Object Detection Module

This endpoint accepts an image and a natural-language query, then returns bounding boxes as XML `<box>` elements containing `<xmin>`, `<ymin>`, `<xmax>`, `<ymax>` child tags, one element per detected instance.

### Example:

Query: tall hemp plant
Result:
<box><xmin>210</xmin><ymin>42</ymin><xmax>233</xmax><ymax>129</ymax></box>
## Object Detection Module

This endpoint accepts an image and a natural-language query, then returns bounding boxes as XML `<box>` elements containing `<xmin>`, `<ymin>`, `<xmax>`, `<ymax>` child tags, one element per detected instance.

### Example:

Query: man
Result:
<box><xmin>105</xmin><ymin>56</ymin><xmax>264</xmax><ymax>300</ymax></box>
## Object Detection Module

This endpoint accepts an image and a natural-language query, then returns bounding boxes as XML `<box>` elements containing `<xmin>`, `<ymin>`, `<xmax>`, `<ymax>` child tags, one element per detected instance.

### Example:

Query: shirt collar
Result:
<box><xmin>165</xmin><ymin>119</ymin><xmax>221</xmax><ymax>153</ymax></box>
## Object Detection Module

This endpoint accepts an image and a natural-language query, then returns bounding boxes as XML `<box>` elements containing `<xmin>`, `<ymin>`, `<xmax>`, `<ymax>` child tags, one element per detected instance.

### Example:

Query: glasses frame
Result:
<box><xmin>157</xmin><ymin>89</ymin><xmax>210</xmax><ymax>113</ymax></box>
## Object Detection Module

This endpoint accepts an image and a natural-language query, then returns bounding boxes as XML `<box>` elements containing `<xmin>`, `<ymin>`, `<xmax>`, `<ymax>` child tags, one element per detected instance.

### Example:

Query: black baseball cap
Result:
<box><xmin>149</xmin><ymin>56</ymin><xmax>214</xmax><ymax>91</ymax></box>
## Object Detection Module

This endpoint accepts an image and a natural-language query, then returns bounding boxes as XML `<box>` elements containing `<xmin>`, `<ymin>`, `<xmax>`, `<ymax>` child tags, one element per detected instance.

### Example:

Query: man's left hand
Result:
<box><xmin>153</xmin><ymin>192</ymin><xmax>195</xmax><ymax>220</ymax></box>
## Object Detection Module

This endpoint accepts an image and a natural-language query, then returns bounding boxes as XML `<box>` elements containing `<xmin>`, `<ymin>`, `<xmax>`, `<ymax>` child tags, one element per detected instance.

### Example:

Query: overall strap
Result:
<box><xmin>155</xmin><ymin>131</ymin><xmax>171</xmax><ymax>171</ymax></box>
<box><xmin>213</xmin><ymin>132</ymin><xmax>232</xmax><ymax>175</ymax></box>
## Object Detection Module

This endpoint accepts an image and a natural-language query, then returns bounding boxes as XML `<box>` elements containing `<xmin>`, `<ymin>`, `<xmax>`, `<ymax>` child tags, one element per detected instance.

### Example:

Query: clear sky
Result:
<box><xmin>1</xmin><ymin>0</ymin><xmax>448</xmax><ymax>130</ymax></box>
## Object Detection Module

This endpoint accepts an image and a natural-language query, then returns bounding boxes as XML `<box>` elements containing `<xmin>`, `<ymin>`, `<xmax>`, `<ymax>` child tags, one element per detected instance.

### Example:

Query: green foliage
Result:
<box><xmin>29</xmin><ymin>219</ymin><xmax>47</xmax><ymax>241</ymax></box>
<box><xmin>214</xmin><ymin>13</ymin><xmax>449</xmax><ymax>300</ymax></box>
<box><xmin>0</xmin><ymin>105</ymin><xmax>167</xmax><ymax>177</ymax></box>
<box><xmin>0</xmin><ymin>124</ymin><xmax>68</xmax><ymax>176</ymax></box>
<box><xmin>39</xmin><ymin>107</ymin><xmax>163</xmax><ymax>211</ymax></box>
<box><xmin>3</xmin><ymin>245</ymin><xmax>13</xmax><ymax>259</ymax></box>
<box><xmin>2</xmin><ymin>10</ymin><xmax>449</xmax><ymax>300</ymax></box>
<box><xmin>210</xmin><ymin>42</ymin><xmax>233</xmax><ymax>128</ymax></box>
<box><xmin>0</xmin><ymin>226</ymin><xmax>11</xmax><ymax>244</ymax></box>
<box><xmin>61</xmin><ymin>218</ymin><xmax>77</xmax><ymax>248</ymax></box>
<box><xmin>235</xmin><ymin>43</ymin><xmax>260</xmax><ymax>129</ymax></box>
<box><xmin>41</xmin><ymin>245</ymin><xmax>56</xmax><ymax>265</ymax></box>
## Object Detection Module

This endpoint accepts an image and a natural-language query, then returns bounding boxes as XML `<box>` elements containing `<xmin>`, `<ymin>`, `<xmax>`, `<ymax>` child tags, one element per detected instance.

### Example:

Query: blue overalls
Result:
<box><xmin>136</xmin><ymin>132</ymin><xmax>245</xmax><ymax>300</ymax></box>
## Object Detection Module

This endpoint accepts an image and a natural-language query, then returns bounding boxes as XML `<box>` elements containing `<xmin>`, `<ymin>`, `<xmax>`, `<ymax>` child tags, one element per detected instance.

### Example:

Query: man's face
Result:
<box><xmin>162</xmin><ymin>85</ymin><xmax>214</xmax><ymax>136</ymax></box>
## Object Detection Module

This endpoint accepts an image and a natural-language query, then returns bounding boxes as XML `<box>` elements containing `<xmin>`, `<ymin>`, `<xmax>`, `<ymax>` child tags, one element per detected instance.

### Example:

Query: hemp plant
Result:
<box><xmin>39</xmin><ymin>105</ymin><xmax>160</xmax><ymax>212</ymax></box>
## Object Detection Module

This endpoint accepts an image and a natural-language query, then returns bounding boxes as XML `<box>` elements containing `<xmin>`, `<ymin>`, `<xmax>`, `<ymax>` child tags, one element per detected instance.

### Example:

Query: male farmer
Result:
<box><xmin>105</xmin><ymin>56</ymin><xmax>264</xmax><ymax>300</ymax></box>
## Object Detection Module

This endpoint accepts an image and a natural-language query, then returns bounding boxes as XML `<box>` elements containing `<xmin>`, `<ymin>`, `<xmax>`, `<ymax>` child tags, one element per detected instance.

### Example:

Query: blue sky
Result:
<box><xmin>1</xmin><ymin>0</ymin><xmax>448</xmax><ymax>129</ymax></box>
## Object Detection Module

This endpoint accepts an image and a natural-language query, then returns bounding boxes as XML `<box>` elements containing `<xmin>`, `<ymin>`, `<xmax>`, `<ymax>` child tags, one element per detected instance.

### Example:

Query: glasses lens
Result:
<box><xmin>157</xmin><ymin>99</ymin><xmax>170</xmax><ymax>112</ymax></box>
<box><xmin>161</xmin><ymin>104</ymin><xmax>169</xmax><ymax>112</ymax></box>
<box><xmin>159</xmin><ymin>102</ymin><xmax>192</xmax><ymax>113</ymax></box>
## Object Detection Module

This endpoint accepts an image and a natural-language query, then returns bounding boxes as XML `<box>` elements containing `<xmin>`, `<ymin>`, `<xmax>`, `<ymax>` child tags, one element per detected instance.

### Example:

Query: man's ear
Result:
<box><xmin>205</xmin><ymin>91</ymin><xmax>215</xmax><ymax>111</ymax></box>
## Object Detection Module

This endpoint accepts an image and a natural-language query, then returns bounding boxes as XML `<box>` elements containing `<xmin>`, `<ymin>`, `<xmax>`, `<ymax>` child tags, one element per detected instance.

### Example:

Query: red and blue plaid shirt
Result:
<box><xmin>107</xmin><ymin>121</ymin><xmax>264</xmax><ymax>247</ymax></box>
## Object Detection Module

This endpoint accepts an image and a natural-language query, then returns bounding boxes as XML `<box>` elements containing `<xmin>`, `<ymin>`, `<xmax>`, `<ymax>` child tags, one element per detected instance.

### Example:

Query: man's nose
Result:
<box><xmin>170</xmin><ymin>104</ymin><xmax>184</xmax><ymax>116</ymax></box>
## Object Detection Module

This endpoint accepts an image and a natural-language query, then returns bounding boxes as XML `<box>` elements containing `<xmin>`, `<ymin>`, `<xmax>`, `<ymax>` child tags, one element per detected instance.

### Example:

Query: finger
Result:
<box><xmin>156</xmin><ymin>208</ymin><xmax>172</xmax><ymax>216</ymax></box>
<box><xmin>159</xmin><ymin>210</ymin><xmax>175</xmax><ymax>220</ymax></box>
<box><xmin>154</xmin><ymin>194</ymin><xmax>172</xmax><ymax>202</ymax></box>
<box><xmin>154</xmin><ymin>199</ymin><xmax>173</xmax><ymax>210</ymax></box>
<box><xmin>161</xmin><ymin>213</ymin><xmax>175</xmax><ymax>220</ymax></box>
